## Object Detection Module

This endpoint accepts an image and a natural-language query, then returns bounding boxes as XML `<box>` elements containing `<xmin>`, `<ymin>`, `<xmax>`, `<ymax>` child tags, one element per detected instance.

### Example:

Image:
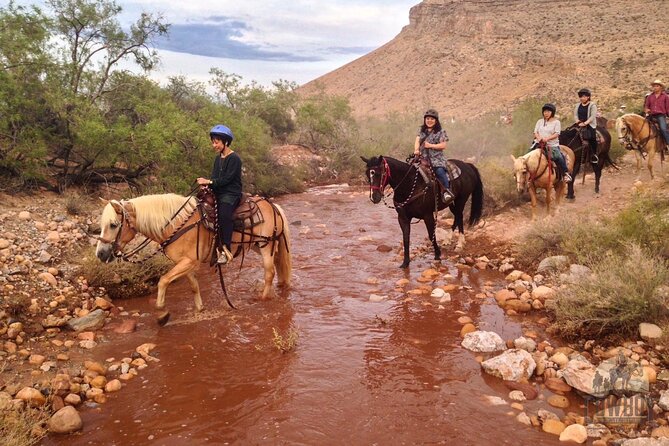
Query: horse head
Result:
<box><xmin>510</xmin><ymin>154</ymin><xmax>529</xmax><ymax>193</ymax></box>
<box><xmin>96</xmin><ymin>199</ymin><xmax>138</xmax><ymax>262</ymax></box>
<box><xmin>361</xmin><ymin>155</ymin><xmax>390</xmax><ymax>204</ymax></box>
<box><xmin>615</xmin><ymin>116</ymin><xmax>632</xmax><ymax>149</ymax></box>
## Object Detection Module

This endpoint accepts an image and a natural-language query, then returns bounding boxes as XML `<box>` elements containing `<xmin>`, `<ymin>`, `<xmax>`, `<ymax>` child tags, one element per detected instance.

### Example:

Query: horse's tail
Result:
<box><xmin>273</xmin><ymin>203</ymin><xmax>292</xmax><ymax>287</ymax></box>
<box><xmin>468</xmin><ymin>163</ymin><xmax>483</xmax><ymax>227</ymax></box>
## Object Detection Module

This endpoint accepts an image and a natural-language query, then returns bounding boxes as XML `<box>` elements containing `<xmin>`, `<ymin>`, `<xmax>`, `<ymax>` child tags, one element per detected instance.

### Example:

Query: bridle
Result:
<box><xmin>617</xmin><ymin>117</ymin><xmax>634</xmax><ymax>150</ymax></box>
<box><xmin>368</xmin><ymin>157</ymin><xmax>392</xmax><ymax>201</ymax></box>
<box><xmin>96</xmin><ymin>201</ymin><xmax>133</xmax><ymax>257</ymax></box>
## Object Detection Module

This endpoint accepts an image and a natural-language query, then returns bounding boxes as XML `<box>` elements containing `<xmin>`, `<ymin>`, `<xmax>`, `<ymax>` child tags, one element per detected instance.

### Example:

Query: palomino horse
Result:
<box><xmin>361</xmin><ymin>155</ymin><xmax>483</xmax><ymax>268</ymax></box>
<box><xmin>616</xmin><ymin>113</ymin><xmax>665</xmax><ymax>179</ymax></box>
<box><xmin>96</xmin><ymin>193</ymin><xmax>291</xmax><ymax>323</ymax></box>
<box><xmin>511</xmin><ymin>146</ymin><xmax>575</xmax><ymax>219</ymax></box>
<box><xmin>559</xmin><ymin>123</ymin><xmax>616</xmax><ymax>197</ymax></box>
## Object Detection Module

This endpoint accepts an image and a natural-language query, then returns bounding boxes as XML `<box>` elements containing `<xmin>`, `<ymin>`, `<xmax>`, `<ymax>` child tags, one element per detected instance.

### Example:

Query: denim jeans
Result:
<box><xmin>651</xmin><ymin>114</ymin><xmax>669</xmax><ymax>145</ymax></box>
<box><xmin>434</xmin><ymin>166</ymin><xmax>450</xmax><ymax>189</ymax></box>
<box><xmin>549</xmin><ymin>147</ymin><xmax>569</xmax><ymax>174</ymax></box>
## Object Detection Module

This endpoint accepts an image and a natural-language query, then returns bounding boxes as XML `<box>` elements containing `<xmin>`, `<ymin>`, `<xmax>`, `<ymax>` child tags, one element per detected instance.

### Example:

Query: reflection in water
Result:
<box><xmin>44</xmin><ymin>186</ymin><xmax>561</xmax><ymax>445</ymax></box>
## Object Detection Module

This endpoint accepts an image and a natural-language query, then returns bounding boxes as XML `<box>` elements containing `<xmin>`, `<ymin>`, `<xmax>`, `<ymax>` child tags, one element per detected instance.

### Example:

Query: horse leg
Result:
<box><xmin>593</xmin><ymin>162</ymin><xmax>602</xmax><ymax>194</ymax></box>
<box><xmin>648</xmin><ymin>148</ymin><xmax>655</xmax><ymax>180</ymax></box>
<box><xmin>528</xmin><ymin>186</ymin><xmax>538</xmax><ymax>220</ymax></box>
<box><xmin>424</xmin><ymin>213</ymin><xmax>440</xmax><ymax>261</ymax></box>
<box><xmin>398</xmin><ymin>213</ymin><xmax>411</xmax><ymax>268</ymax></box>
<box><xmin>156</xmin><ymin>258</ymin><xmax>196</xmax><ymax>310</ymax></box>
<box><xmin>260</xmin><ymin>245</ymin><xmax>276</xmax><ymax>299</ymax></box>
<box><xmin>567</xmin><ymin>163</ymin><xmax>578</xmax><ymax>199</ymax></box>
<box><xmin>186</xmin><ymin>270</ymin><xmax>203</xmax><ymax>312</ymax></box>
<box><xmin>450</xmin><ymin>198</ymin><xmax>466</xmax><ymax>252</ymax></box>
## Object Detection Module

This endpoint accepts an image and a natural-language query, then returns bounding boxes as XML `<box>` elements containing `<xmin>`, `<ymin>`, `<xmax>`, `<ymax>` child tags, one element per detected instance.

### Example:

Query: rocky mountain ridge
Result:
<box><xmin>301</xmin><ymin>0</ymin><xmax>669</xmax><ymax>120</ymax></box>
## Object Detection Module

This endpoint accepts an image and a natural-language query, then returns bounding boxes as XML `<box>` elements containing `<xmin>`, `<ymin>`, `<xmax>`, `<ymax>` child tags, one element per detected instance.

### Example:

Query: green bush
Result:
<box><xmin>550</xmin><ymin>244</ymin><xmax>669</xmax><ymax>340</ymax></box>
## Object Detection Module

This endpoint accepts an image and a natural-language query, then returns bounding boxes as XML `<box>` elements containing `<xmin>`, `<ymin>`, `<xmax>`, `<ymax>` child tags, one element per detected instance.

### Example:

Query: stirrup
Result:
<box><xmin>217</xmin><ymin>246</ymin><xmax>233</xmax><ymax>265</ymax></box>
<box><xmin>563</xmin><ymin>173</ymin><xmax>572</xmax><ymax>183</ymax></box>
<box><xmin>591</xmin><ymin>154</ymin><xmax>599</xmax><ymax>164</ymax></box>
<box><xmin>442</xmin><ymin>190</ymin><xmax>454</xmax><ymax>204</ymax></box>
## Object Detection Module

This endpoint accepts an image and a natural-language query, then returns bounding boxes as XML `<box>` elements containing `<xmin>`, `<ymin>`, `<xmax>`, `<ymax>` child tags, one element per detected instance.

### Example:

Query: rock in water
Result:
<box><xmin>481</xmin><ymin>349</ymin><xmax>536</xmax><ymax>382</ymax></box>
<box><xmin>559</xmin><ymin>424</ymin><xmax>587</xmax><ymax>443</ymax></box>
<box><xmin>461</xmin><ymin>331</ymin><xmax>507</xmax><ymax>353</ymax></box>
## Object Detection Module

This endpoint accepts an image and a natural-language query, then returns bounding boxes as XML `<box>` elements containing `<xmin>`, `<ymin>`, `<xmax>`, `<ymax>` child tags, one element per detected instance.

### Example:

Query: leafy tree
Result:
<box><xmin>295</xmin><ymin>88</ymin><xmax>357</xmax><ymax>151</ymax></box>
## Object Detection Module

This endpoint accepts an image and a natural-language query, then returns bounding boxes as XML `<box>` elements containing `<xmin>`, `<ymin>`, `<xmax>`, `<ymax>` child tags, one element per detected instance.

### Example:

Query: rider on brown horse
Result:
<box><xmin>644</xmin><ymin>79</ymin><xmax>669</xmax><ymax>150</ymax></box>
<box><xmin>414</xmin><ymin>109</ymin><xmax>454</xmax><ymax>205</ymax></box>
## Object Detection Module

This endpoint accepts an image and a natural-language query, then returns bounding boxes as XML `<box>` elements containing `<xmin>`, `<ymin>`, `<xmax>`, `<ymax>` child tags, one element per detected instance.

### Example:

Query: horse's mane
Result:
<box><xmin>103</xmin><ymin>193</ymin><xmax>197</xmax><ymax>240</ymax></box>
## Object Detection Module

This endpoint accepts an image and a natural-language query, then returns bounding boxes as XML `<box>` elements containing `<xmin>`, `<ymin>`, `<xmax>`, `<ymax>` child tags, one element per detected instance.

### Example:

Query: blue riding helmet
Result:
<box><xmin>209</xmin><ymin>125</ymin><xmax>234</xmax><ymax>144</ymax></box>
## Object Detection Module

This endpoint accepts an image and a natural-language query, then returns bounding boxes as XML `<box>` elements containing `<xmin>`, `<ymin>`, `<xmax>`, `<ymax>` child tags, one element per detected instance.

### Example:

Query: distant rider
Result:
<box><xmin>532</xmin><ymin>103</ymin><xmax>572</xmax><ymax>183</ymax></box>
<box><xmin>414</xmin><ymin>108</ymin><xmax>454</xmax><ymax>204</ymax></box>
<box><xmin>644</xmin><ymin>79</ymin><xmax>669</xmax><ymax>149</ymax></box>
<box><xmin>574</xmin><ymin>88</ymin><xmax>598</xmax><ymax>162</ymax></box>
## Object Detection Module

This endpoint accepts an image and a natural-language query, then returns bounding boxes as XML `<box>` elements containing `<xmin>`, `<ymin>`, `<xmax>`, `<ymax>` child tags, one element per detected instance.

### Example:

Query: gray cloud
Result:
<box><xmin>154</xmin><ymin>19</ymin><xmax>322</xmax><ymax>62</ymax></box>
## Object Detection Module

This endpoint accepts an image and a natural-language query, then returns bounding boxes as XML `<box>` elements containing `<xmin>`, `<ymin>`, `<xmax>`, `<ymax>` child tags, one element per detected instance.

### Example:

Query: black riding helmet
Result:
<box><xmin>577</xmin><ymin>88</ymin><xmax>591</xmax><ymax>97</ymax></box>
<box><xmin>541</xmin><ymin>103</ymin><xmax>556</xmax><ymax>117</ymax></box>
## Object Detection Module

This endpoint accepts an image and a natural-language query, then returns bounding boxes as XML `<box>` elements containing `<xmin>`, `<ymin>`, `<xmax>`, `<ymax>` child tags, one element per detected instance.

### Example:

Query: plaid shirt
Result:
<box><xmin>417</xmin><ymin>128</ymin><xmax>449</xmax><ymax>168</ymax></box>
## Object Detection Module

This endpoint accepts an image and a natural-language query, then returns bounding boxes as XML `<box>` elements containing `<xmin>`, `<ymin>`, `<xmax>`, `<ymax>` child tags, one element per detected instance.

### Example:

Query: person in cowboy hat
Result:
<box><xmin>574</xmin><ymin>88</ymin><xmax>599</xmax><ymax>162</ymax></box>
<box><xmin>531</xmin><ymin>103</ymin><xmax>572</xmax><ymax>183</ymax></box>
<box><xmin>644</xmin><ymin>79</ymin><xmax>669</xmax><ymax>147</ymax></box>
<box><xmin>414</xmin><ymin>108</ymin><xmax>454</xmax><ymax>204</ymax></box>
<box><xmin>196</xmin><ymin>124</ymin><xmax>242</xmax><ymax>265</ymax></box>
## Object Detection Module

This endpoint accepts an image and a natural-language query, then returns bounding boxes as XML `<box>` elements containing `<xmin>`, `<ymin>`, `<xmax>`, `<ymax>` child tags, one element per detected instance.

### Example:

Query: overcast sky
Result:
<box><xmin>11</xmin><ymin>0</ymin><xmax>417</xmax><ymax>86</ymax></box>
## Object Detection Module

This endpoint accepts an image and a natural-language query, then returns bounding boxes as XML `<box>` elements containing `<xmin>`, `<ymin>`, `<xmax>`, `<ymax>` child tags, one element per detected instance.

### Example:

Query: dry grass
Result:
<box><xmin>477</xmin><ymin>158</ymin><xmax>523</xmax><ymax>214</ymax></box>
<box><xmin>0</xmin><ymin>407</ymin><xmax>50</xmax><ymax>446</ymax></box>
<box><xmin>80</xmin><ymin>253</ymin><xmax>172</xmax><ymax>300</ymax></box>
<box><xmin>271</xmin><ymin>325</ymin><xmax>299</xmax><ymax>353</ymax></box>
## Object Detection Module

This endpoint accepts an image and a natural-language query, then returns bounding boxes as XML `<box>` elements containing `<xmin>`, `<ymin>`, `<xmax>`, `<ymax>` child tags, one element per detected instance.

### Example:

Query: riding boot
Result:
<box><xmin>442</xmin><ymin>188</ymin><xmax>454</xmax><ymax>205</ymax></box>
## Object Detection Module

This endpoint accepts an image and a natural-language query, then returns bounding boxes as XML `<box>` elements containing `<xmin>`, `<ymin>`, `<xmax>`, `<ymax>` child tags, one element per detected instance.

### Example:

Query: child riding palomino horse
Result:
<box><xmin>96</xmin><ymin>193</ymin><xmax>291</xmax><ymax>325</ymax></box>
<box><xmin>616</xmin><ymin>113</ymin><xmax>667</xmax><ymax>179</ymax></box>
<box><xmin>511</xmin><ymin>145</ymin><xmax>575</xmax><ymax>219</ymax></box>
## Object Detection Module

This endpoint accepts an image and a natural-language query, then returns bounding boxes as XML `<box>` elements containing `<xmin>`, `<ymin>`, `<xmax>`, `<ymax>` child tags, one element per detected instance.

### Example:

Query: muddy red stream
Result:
<box><xmin>44</xmin><ymin>185</ymin><xmax>564</xmax><ymax>445</ymax></box>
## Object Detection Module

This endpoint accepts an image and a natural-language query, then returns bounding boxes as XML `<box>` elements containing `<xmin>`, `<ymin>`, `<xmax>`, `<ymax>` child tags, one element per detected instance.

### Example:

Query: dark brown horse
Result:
<box><xmin>361</xmin><ymin>155</ymin><xmax>483</xmax><ymax>268</ymax></box>
<box><xmin>559</xmin><ymin>120</ymin><xmax>616</xmax><ymax>197</ymax></box>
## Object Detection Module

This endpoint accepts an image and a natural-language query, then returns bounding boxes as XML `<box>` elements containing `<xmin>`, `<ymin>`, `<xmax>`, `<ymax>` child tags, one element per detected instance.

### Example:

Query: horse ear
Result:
<box><xmin>509</xmin><ymin>154</ymin><xmax>516</xmax><ymax>162</ymax></box>
<box><xmin>99</xmin><ymin>197</ymin><xmax>109</xmax><ymax>205</ymax></box>
<box><xmin>360</xmin><ymin>156</ymin><xmax>369</xmax><ymax>164</ymax></box>
<box><xmin>110</xmin><ymin>200</ymin><xmax>124</xmax><ymax>214</ymax></box>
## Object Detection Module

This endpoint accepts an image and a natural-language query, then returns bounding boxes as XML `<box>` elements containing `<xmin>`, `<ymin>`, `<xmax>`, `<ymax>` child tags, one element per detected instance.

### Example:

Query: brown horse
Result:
<box><xmin>616</xmin><ymin>113</ymin><xmax>665</xmax><ymax>179</ymax></box>
<box><xmin>511</xmin><ymin>145</ymin><xmax>575</xmax><ymax>219</ymax></box>
<box><xmin>96</xmin><ymin>193</ymin><xmax>291</xmax><ymax>322</ymax></box>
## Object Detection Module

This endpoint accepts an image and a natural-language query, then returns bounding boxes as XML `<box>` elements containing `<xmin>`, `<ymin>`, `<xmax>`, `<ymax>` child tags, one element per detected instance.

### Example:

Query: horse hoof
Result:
<box><xmin>566</xmin><ymin>196</ymin><xmax>575</xmax><ymax>201</ymax></box>
<box><xmin>399</xmin><ymin>262</ymin><xmax>409</xmax><ymax>269</ymax></box>
<box><xmin>157</xmin><ymin>311</ymin><xmax>170</xmax><ymax>326</ymax></box>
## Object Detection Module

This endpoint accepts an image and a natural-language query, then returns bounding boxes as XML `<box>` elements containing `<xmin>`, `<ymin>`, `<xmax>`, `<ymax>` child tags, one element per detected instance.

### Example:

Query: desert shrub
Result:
<box><xmin>550</xmin><ymin>244</ymin><xmax>669</xmax><ymax>340</ymax></box>
<box><xmin>80</xmin><ymin>253</ymin><xmax>172</xmax><ymax>300</ymax></box>
<box><xmin>477</xmin><ymin>157</ymin><xmax>523</xmax><ymax>213</ymax></box>
<box><xmin>0</xmin><ymin>405</ymin><xmax>50</xmax><ymax>446</ymax></box>
<box><xmin>517</xmin><ymin>198</ymin><xmax>669</xmax><ymax>265</ymax></box>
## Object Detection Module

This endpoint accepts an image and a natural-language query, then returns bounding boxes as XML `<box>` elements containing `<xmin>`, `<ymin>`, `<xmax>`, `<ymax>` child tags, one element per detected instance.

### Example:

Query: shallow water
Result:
<box><xmin>44</xmin><ymin>185</ymin><xmax>563</xmax><ymax>445</ymax></box>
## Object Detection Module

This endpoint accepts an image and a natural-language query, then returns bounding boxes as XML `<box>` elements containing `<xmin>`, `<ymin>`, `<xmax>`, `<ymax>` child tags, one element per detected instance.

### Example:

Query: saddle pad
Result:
<box><xmin>446</xmin><ymin>160</ymin><xmax>461</xmax><ymax>181</ymax></box>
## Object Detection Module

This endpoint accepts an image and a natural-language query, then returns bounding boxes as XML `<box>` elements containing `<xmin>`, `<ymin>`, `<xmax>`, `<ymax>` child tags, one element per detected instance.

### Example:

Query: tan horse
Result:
<box><xmin>616</xmin><ymin>113</ymin><xmax>665</xmax><ymax>179</ymax></box>
<box><xmin>96</xmin><ymin>193</ymin><xmax>291</xmax><ymax>322</ymax></box>
<box><xmin>511</xmin><ymin>146</ymin><xmax>575</xmax><ymax>219</ymax></box>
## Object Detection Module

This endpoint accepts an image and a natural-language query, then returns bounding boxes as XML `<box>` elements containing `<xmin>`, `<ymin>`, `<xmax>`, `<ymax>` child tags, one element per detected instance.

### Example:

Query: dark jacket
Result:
<box><xmin>210</xmin><ymin>152</ymin><xmax>242</xmax><ymax>205</ymax></box>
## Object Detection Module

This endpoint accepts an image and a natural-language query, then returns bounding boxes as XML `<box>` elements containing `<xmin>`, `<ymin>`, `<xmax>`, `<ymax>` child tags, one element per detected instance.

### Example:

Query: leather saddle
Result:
<box><xmin>415</xmin><ymin>157</ymin><xmax>461</xmax><ymax>202</ymax></box>
<box><xmin>196</xmin><ymin>189</ymin><xmax>264</xmax><ymax>233</ymax></box>
<box><xmin>647</xmin><ymin>119</ymin><xmax>668</xmax><ymax>154</ymax></box>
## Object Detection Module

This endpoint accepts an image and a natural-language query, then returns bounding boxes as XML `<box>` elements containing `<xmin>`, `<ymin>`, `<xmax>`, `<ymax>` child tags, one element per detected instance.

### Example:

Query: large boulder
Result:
<box><xmin>559</xmin><ymin>359</ymin><xmax>598</xmax><ymax>396</ymax></box>
<box><xmin>48</xmin><ymin>406</ymin><xmax>83</xmax><ymax>434</ymax></box>
<box><xmin>639</xmin><ymin>323</ymin><xmax>663</xmax><ymax>341</ymax></box>
<box><xmin>481</xmin><ymin>349</ymin><xmax>536</xmax><ymax>382</ymax></box>
<box><xmin>67</xmin><ymin>309</ymin><xmax>106</xmax><ymax>332</ymax></box>
<box><xmin>559</xmin><ymin>424</ymin><xmax>588</xmax><ymax>443</ymax></box>
<box><xmin>537</xmin><ymin>255</ymin><xmax>569</xmax><ymax>274</ymax></box>
<box><xmin>15</xmin><ymin>387</ymin><xmax>46</xmax><ymax>407</ymax></box>
<box><xmin>461</xmin><ymin>331</ymin><xmax>507</xmax><ymax>353</ymax></box>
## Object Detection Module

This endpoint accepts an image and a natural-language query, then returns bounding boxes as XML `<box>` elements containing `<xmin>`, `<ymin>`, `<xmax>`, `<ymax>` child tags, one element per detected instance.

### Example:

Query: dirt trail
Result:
<box><xmin>467</xmin><ymin>152</ymin><xmax>665</xmax><ymax>254</ymax></box>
